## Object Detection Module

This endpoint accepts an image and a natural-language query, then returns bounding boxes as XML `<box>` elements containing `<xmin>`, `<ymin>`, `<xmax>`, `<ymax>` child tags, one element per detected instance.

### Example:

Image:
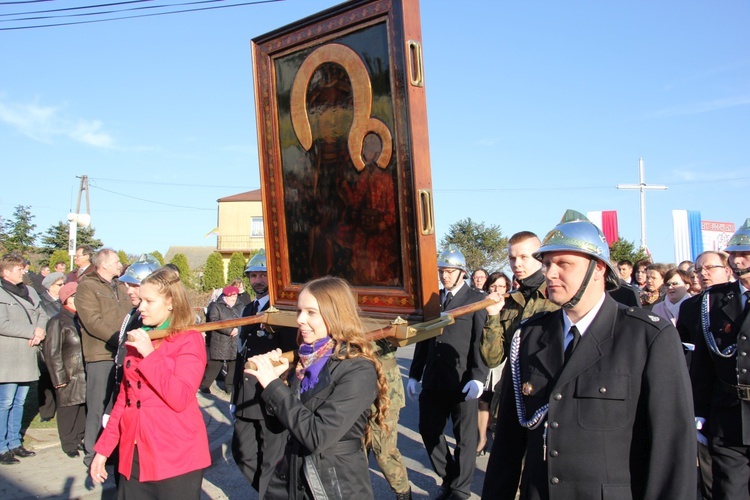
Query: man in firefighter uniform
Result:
<box><xmin>231</xmin><ymin>250</ymin><xmax>297</xmax><ymax>497</ymax></box>
<box><xmin>483</xmin><ymin>210</ymin><xmax>695</xmax><ymax>499</ymax></box>
<box><xmin>691</xmin><ymin>218</ymin><xmax>750</xmax><ymax>499</ymax></box>
<box><xmin>407</xmin><ymin>246</ymin><xmax>488</xmax><ymax>500</ymax></box>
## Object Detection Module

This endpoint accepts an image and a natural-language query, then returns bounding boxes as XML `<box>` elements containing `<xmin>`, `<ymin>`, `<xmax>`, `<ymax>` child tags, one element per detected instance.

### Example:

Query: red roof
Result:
<box><xmin>217</xmin><ymin>189</ymin><xmax>262</xmax><ymax>202</ymax></box>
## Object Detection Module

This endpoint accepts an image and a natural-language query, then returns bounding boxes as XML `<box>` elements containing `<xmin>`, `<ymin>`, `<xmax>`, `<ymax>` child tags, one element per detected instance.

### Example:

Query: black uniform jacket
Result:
<box><xmin>690</xmin><ymin>280</ymin><xmax>750</xmax><ymax>445</ymax></box>
<box><xmin>409</xmin><ymin>284</ymin><xmax>488</xmax><ymax>394</ymax></box>
<box><xmin>262</xmin><ymin>354</ymin><xmax>377</xmax><ymax>500</ymax></box>
<box><xmin>484</xmin><ymin>295</ymin><xmax>696</xmax><ymax>500</ymax></box>
<box><xmin>607</xmin><ymin>279</ymin><xmax>641</xmax><ymax>308</ymax></box>
<box><xmin>676</xmin><ymin>292</ymin><xmax>702</xmax><ymax>368</ymax></box>
<box><xmin>233</xmin><ymin>300</ymin><xmax>298</xmax><ymax>419</ymax></box>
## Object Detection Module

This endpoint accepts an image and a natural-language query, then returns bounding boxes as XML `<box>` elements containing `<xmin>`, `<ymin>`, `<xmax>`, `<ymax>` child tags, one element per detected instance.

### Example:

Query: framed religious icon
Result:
<box><xmin>252</xmin><ymin>0</ymin><xmax>439</xmax><ymax>321</ymax></box>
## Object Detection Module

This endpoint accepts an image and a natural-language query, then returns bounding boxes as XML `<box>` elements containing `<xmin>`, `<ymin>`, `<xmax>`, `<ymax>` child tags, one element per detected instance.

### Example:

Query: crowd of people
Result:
<box><xmin>1</xmin><ymin>213</ymin><xmax>750</xmax><ymax>499</ymax></box>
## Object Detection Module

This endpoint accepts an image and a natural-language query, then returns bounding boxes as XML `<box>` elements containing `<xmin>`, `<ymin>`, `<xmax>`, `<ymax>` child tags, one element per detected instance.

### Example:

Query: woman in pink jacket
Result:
<box><xmin>90</xmin><ymin>267</ymin><xmax>210</xmax><ymax>498</ymax></box>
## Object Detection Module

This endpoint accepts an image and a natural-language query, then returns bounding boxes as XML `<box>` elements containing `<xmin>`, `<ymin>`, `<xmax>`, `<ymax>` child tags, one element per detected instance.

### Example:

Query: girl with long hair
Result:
<box><xmin>246</xmin><ymin>276</ymin><xmax>390</xmax><ymax>499</ymax></box>
<box><xmin>90</xmin><ymin>267</ymin><xmax>210</xmax><ymax>498</ymax></box>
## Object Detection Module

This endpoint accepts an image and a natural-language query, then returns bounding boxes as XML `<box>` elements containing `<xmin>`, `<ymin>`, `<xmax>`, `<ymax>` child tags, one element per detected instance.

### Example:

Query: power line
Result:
<box><xmin>436</xmin><ymin>175</ymin><xmax>750</xmax><ymax>193</ymax></box>
<box><xmin>0</xmin><ymin>0</ymin><xmax>282</xmax><ymax>31</ymax></box>
<box><xmin>86</xmin><ymin>174</ymin><xmax>750</xmax><ymax>194</ymax></box>
<box><xmin>0</xmin><ymin>1</ymin><xmax>51</xmax><ymax>5</ymax></box>
<box><xmin>90</xmin><ymin>184</ymin><xmax>215</xmax><ymax>211</ymax></box>
<box><xmin>89</xmin><ymin>176</ymin><xmax>257</xmax><ymax>190</ymax></box>
<box><xmin>0</xmin><ymin>1</ymin><xmax>151</xmax><ymax>19</ymax></box>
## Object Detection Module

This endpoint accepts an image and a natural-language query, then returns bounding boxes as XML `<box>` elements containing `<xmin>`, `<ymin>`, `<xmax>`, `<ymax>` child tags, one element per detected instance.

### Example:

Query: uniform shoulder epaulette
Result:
<box><xmin>519</xmin><ymin>309</ymin><xmax>554</xmax><ymax>327</ymax></box>
<box><xmin>622</xmin><ymin>305</ymin><xmax>671</xmax><ymax>329</ymax></box>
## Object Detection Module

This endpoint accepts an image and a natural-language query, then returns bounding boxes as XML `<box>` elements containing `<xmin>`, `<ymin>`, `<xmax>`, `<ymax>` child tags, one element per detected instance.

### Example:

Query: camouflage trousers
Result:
<box><xmin>371</xmin><ymin>407</ymin><xmax>410</xmax><ymax>494</ymax></box>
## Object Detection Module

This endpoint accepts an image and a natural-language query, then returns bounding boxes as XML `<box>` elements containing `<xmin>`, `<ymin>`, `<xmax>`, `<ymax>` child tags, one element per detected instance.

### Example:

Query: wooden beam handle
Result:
<box><xmin>440</xmin><ymin>294</ymin><xmax>505</xmax><ymax>319</ymax></box>
<box><xmin>242</xmin><ymin>294</ymin><xmax>504</xmax><ymax>371</ymax></box>
<box><xmin>244</xmin><ymin>351</ymin><xmax>299</xmax><ymax>371</ymax></box>
<box><xmin>127</xmin><ymin>313</ymin><xmax>269</xmax><ymax>342</ymax></box>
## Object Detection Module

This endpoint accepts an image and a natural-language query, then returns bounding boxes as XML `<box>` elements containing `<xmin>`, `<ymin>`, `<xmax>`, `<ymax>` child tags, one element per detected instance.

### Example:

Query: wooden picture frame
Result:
<box><xmin>252</xmin><ymin>0</ymin><xmax>439</xmax><ymax>321</ymax></box>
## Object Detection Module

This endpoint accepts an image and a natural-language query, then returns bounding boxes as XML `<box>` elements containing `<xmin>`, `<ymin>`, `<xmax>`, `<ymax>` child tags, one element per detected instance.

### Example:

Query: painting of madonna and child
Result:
<box><xmin>276</xmin><ymin>23</ymin><xmax>401</xmax><ymax>288</ymax></box>
<box><xmin>253</xmin><ymin>0</ymin><xmax>439</xmax><ymax>320</ymax></box>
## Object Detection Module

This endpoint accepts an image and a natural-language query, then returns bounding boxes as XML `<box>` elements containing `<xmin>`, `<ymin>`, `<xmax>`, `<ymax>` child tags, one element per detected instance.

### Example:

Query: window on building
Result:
<box><xmin>251</xmin><ymin>217</ymin><xmax>264</xmax><ymax>237</ymax></box>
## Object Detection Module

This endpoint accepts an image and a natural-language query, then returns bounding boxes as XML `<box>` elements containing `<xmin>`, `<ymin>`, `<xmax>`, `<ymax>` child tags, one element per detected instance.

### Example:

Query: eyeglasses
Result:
<box><xmin>665</xmin><ymin>281</ymin><xmax>685</xmax><ymax>288</ymax></box>
<box><xmin>695</xmin><ymin>265</ymin><xmax>726</xmax><ymax>274</ymax></box>
<box><xmin>489</xmin><ymin>284</ymin><xmax>507</xmax><ymax>292</ymax></box>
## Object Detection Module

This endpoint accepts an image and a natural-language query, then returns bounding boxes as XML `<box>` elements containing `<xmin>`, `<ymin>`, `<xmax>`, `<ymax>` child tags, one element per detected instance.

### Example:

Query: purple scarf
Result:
<box><xmin>296</xmin><ymin>337</ymin><xmax>335</xmax><ymax>394</ymax></box>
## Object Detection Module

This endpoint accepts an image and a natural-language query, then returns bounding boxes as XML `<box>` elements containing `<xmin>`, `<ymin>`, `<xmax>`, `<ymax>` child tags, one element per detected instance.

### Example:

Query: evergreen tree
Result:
<box><xmin>609</xmin><ymin>237</ymin><xmax>649</xmax><ymax>264</ymax></box>
<box><xmin>203</xmin><ymin>252</ymin><xmax>225</xmax><ymax>292</ymax></box>
<box><xmin>39</xmin><ymin>221</ymin><xmax>103</xmax><ymax>257</ymax></box>
<box><xmin>49</xmin><ymin>249</ymin><xmax>72</xmax><ymax>272</ymax></box>
<box><xmin>1</xmin><ymin>205</ymin><xmax>39</xmax><ymax>254</ymax></box>
<box><xmin>151</xmin><ymin>251</ymin><xmax>165</xmax><ymax>266</ymax></box>
<box><xmin>440</xmin><ymin>217</ymin><xmax>509</xmax><ymax>273</ymax></box>
<box><xmin>117</xmin><ymin>250</ymin><xmax>130</xmax><ymax>265</ymax></box>
<box><xmin>170</xmin><ymin>253</ymin><xmax>193</xmax><ymax>289</ymax></box>
<box><xmin>227</xmin><ymin>252</ymin><xmax>247</xmax><ymax>286</ymax></box>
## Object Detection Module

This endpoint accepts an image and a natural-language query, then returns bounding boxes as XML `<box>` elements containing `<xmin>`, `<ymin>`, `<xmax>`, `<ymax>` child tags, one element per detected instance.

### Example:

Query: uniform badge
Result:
<box><xmin>648</xmin><ymin>315</ymin><xmax>660</xmax><ymax>322</ymax></box>
<box><xmin>256</xmin><ymin>330</ymin><xmax>266</xmax><ymax>337</ymax></box>
<box><xmin>522</xmin><ymin>382</ymin><xmax>533</xmax><ymax>396</ymax></box>
<box><xmin>724</xmin><ymin>323</ymin><xmax>733</xmax><ymax>334</ymax></box>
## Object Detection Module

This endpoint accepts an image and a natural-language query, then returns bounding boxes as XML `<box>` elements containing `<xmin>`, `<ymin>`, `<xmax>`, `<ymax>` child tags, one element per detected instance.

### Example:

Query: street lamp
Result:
<box><xmin>67</xmin><ymin>212</ymin><xmax>91</xmax><ymax>271</ymax></box>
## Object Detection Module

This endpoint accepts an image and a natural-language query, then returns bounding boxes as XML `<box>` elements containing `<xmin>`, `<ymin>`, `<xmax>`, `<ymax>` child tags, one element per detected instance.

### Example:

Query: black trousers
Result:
<box><xmin>699</xmin><ymin>440</ymin><xmax>713</xmax><ymax>499</ymax></box>
<box><xmin>37</xmin><ymin>367</ymin><xmax>56</xmax><ymax>420</ymax></box>
<box><xmin>200</xmin><ymin>359</ymin><xmax>236</xmax><ymax>396</ymax></box>
<box><xmin>56</xmin><ymin>403</ymin><xmax>85</xmax><ymax>453</ymax></box>
<box><xmin>232</xmin><ymin>416</ymin><xmax>287</xmax><ymax>498</ymax></box>
<box><xmin>84</xmin><ymin>360</ymin><xmax>115</xmax><ymax>463</ymax></box>
<box><xmin>709</xmin><ymin>435</ymin><xmax>750</xmax><ymax>500</ymax></box>
<box><xmin>118</xmin><ymin>446</ymin><xmax>203</xmax><ymax>500</ymax></box>
<box><xmin>418</xmin><ymin>388</ymin><xmax>478</xmax><ymax>499</ymax></box>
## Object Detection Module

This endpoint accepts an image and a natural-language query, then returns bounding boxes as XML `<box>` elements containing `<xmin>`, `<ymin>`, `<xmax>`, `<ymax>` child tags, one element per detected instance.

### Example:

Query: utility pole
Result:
<box><xmin>68</xmin><ymin>175</ymin><xmax>91</xmax><ymax>271</ymax></box>
<box><xmin>616</xmin><ymin>158</ymin><xmax>667</xmax><ymax>251</ymax></box>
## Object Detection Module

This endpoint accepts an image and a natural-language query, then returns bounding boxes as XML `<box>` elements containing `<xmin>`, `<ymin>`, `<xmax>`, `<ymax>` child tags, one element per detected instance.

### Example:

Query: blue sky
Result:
<box><xmin>1</xmin><ymin>0</ymin><xmax>748</xmax><ymax>265</ymax></box>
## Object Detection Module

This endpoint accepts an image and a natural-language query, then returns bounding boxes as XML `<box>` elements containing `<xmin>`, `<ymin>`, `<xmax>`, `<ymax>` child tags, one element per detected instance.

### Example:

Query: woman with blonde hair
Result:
<box><xmin>246</xmin><ymin>276</ymin><xmax>390</xmax><ymax>499</ymax></box>
<box><xmin>89</xmin><ymin>267</ymin><xmax>210</xmax><ymax>498</ymax></box>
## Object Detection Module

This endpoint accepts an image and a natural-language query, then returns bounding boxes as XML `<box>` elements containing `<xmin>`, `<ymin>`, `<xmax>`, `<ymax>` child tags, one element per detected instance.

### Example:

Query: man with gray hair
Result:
<box><xmin>75</xmin><ymin>248</ymin><xmax>131</xmax><ymax>467</ymax></box>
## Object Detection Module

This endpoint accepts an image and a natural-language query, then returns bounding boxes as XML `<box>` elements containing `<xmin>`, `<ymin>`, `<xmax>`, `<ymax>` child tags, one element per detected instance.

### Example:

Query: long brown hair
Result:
<box><xmin>299</xmin><ymin>276</ymin><xmax>390</xmax><ymax>445</ymax></box>
<box><xmin>140</xmin><ymin>267</ymin><xmax>195</xmax><ymax>336</ymax></box>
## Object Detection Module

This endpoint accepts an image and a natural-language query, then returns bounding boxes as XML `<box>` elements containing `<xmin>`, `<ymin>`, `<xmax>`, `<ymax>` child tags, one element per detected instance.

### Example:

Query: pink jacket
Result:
<box><xmin>94</xmin><ymin>329</ymin><xmax>210</xmax><ymax>481</ymax></box>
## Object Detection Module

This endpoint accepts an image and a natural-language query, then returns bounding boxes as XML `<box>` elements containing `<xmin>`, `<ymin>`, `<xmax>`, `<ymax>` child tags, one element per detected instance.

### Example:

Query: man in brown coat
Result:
<box><xmin>75</xmin><ymin>248</ymin><xmax>132</xmax><ymax>466</ymax></box>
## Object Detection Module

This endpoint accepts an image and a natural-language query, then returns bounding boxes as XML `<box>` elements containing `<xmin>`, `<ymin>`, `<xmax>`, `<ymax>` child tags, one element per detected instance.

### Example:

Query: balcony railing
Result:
<box><xmin>217</xmin><ymin>235</ymin><xmax>265</xmax><ymax>252</ymax></box>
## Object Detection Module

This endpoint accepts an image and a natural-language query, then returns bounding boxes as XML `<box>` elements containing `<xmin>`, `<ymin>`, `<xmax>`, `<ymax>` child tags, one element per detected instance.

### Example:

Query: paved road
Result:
<box><xmin>0</xmin><ymin>345</ymin><xmax>488</xmax><ymax>498</ymax></box>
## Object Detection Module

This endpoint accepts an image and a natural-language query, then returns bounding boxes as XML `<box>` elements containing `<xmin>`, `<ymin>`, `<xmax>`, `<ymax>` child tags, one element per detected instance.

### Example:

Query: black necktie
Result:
<box><xmin>743</xmin><ymin>291</ymin><xmax>750</xmax><ymax>318</ymax></box>
<box><xmin>443</xmin><ymin>291</ymin><xmax>453</xmax><ymax>311</ymax></box>
<box><xmin>253</xmin><ymin>300</ymin><xmax>260</xmax><ymax>314</ymax></box>
<box><xmin>564</xmin><ymin>326</ymin><xmax>581</xmax><ymax>363</ymax></box>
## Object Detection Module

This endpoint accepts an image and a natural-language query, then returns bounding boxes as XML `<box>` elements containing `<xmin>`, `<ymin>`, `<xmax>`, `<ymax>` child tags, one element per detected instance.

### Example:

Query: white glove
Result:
<box><xmin>406</xmin><ymin>378</ymin><xmax>421</xmax><ymax>402</ymax></box>
<box><xmin>462</xmin><ymin>380</ymin><xmax>484</xmax><ymax>401</ymax></box>
<box><xmin>229</xmin><ymin>403</ymin><xmax>236</xmax><ymax>422</ymax></box>
<box><xmin>696</xmin><ymin>417</ymin><xmax>707</xmax><ymax>445</ymax></box>
<box><xmin>102</xmin><ymin>413</ymin><xmax>110</xmax><ymax>429</ymax></box>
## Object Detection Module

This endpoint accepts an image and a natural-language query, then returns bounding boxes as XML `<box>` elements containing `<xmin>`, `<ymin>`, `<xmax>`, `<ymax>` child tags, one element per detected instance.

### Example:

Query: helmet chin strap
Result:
<box><xmin>445</xmin><ymin>270</ymin><xmax>464</xmax><ymax>291</ymax></box>
<box><xmin>562</xmin><ymin>259</ymin><xmax>597</xmax><ymax>309</ymax></box>
<box><xmin>732</xmin><ymin>266</ymin><xmax>750</xmax><ymax>277</ymax></box>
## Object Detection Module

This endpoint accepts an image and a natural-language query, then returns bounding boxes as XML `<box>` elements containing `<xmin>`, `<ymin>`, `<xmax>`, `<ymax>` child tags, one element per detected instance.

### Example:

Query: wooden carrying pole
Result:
<box><xmin>128</xmin><ymin>295</ymin><xmax>503</xmax><ymax>370</ymax></box>
<box><xmin>244</xmin><ymin>295</ymin><xmax>501</xmax><ymax>370</ymax></box>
